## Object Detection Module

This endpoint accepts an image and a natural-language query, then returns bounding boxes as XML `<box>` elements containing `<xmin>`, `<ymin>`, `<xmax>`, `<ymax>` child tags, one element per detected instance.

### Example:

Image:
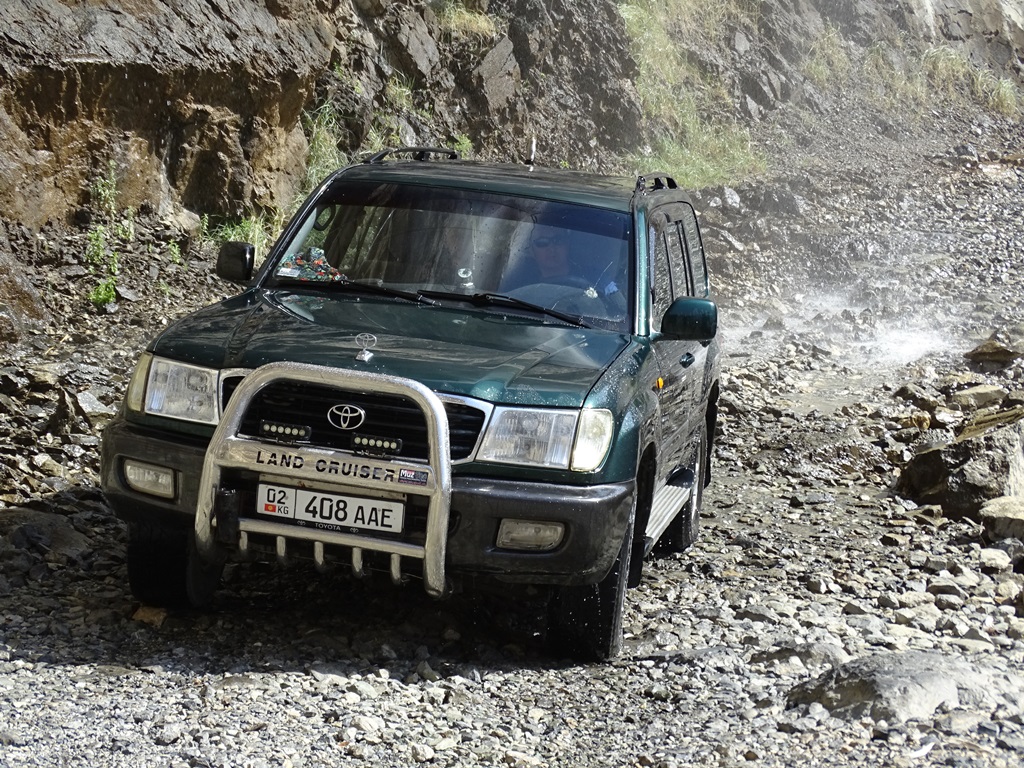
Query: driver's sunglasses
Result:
<box><xmin>532</xmin><ymin>236</ymin><xmax>565</xmax><ymax>248</ymax></box>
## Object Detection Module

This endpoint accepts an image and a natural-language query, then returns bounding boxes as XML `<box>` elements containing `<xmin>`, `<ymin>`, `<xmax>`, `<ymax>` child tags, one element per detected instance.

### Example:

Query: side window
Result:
<box><xmin>679</xmin><ymin>205</ymin><xmax>708</xmax><ymax>297</ymax></box>
<box><xmin>665</xmin><ymin>220</ymin><xmax>690</xmax><ymax>299</ymax></box>
<box><xmin>649</xmin><ymin>214</ymin><xmax>673</xmax><ymax>332</ymax></box>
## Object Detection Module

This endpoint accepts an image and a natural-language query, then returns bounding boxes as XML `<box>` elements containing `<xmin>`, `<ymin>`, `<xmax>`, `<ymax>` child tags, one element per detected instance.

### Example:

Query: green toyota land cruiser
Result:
<box><xmin>100</xmin><ymin>147</ymin><xmax>720</xmax><ymax>660</ymax></box>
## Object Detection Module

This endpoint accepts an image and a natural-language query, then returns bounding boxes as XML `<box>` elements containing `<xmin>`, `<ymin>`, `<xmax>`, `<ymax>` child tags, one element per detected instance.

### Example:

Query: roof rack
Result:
<box><xmin>362</xmin><ymin>146</ymin><xmax>461</xmax><ymax>164</ymax></box>
<box><xmin>635</xmin><ymin>173</ymin><xmax>678</xmax><ymax>193</ymax></box>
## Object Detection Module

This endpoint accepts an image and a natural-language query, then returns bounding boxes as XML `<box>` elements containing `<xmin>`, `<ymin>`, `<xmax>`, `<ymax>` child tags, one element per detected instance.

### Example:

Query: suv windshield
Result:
<box><xmin>268</xmin><ymin>180</ymin><xmax>634</xmax><ymax>332</ymax></box>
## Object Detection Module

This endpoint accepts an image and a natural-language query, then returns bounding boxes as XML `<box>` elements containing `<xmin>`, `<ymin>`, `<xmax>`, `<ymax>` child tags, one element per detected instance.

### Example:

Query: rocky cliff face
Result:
<box><xmin>0</xmin><ymin>0</ymin><xmax>334</xmax><ymax>225</ymax></box>
<box><xmin>0</xmin><ymin>0</ymin><xmax>641</xmax><ymax>228</ymax></box>
<box><xmin>0</xmin><ymin>0</ymin><xmax>1020</xmax><ymax>230</ymax></box>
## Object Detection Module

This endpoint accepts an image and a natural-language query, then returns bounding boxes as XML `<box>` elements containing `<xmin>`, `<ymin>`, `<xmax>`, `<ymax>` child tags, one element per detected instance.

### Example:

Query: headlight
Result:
<box><xmin>571</xmin><ymin>409</ymin><xmax>614</xmax><ymax>472</ymax></box>
<box><xmin>478</xmin><ymin>407</ymin><xmax>614</xmax><ymax>472</ymax></box>
<box><xmin>142</xmin><ymin>357</ymin><xmax>221</xmax><ymax>425</ymax></box>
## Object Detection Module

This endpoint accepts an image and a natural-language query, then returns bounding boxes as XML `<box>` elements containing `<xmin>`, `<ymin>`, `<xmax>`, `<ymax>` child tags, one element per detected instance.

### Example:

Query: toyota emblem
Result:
<box><xmin>355</xmin><ymin>333</ymin><xmax>377</xmax><ymax>350</ymax></box>
<box><xmin>354</xmin><ymin>332</ymin><xmax>377</xmax><ymax>363</ymax></box>
<box><xmin>327</xmin><ymin>404</ymin><xmax>367</xmax><ymax>431</ymax></box>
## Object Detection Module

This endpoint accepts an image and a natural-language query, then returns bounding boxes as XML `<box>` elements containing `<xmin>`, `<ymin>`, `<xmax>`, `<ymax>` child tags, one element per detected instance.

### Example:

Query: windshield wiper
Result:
<box><xmin>419</xmin><ymin>290</ymin><xmax>588</xmax><ymax>327</ymax></box>
<box><xmin>290</xmin><ymin>277</ymin><xmax>438</xmax><ymax>306</ymax></box>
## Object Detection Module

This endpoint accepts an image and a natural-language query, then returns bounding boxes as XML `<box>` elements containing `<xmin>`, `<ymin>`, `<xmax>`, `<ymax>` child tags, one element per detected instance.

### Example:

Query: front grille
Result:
<box><xmin>221</xmin><ymin>377</ymin><xmax>485</xmax><ymax>461</ymax></box>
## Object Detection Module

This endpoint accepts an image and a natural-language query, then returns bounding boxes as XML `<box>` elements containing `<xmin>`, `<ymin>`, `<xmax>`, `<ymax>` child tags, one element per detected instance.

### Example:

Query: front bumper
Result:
<box><xmin>101</xmin><ymin>369</ymin><xmax>634</xmax><ymax>593</ymax></box>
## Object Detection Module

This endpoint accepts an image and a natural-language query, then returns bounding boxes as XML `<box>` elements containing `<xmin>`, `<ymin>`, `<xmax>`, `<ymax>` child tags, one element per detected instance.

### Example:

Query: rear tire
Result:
<box><xmin>126</xmin><ymin>522</ymin><xmax>223</xmax><ymax>608</ymax></box>
<box><xmin>547</xmin><ymin>500</ymin><xmax>635</xmax><ymax>662</ymax></box>
<box><xmin>660</xmin><ymin>420</ymin><xmax>707</xmax><ymax>553</ymax></box>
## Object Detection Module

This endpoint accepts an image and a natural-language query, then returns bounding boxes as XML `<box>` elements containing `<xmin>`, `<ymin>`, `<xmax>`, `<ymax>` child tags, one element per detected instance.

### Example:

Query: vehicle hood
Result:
<box><xmin>149</xmin><ymin>290</ymin><xmax>632</xmax><ymax>407</ymax></box>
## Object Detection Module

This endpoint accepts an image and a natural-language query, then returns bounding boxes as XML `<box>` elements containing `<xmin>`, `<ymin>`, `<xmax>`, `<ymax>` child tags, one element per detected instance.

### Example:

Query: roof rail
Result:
<box><xmin>362</xmin><ymin>146</ymin><xmax>461</xmax><ymax>164</ymax></box>
<box><xmin>635</xmin><ymin>173</ymin><xmax>678</xmax><ymax>193</ymax></box>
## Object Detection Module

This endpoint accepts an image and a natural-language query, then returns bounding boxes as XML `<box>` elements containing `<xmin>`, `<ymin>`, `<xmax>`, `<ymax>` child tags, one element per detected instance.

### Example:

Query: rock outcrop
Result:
<box><xmin>0</xmin><ymin>0</ymin><xmax>643</xmax><ymax>228</ymax></box>
<box><xmin>2</xmin><ymin>0</ymin><xmax>1019</xmax><ymax>232</ymax></box>
<box><xmin>0</xmin><ymin>0</ymin><xmax>335</xmax><ymax>225</ymax></box>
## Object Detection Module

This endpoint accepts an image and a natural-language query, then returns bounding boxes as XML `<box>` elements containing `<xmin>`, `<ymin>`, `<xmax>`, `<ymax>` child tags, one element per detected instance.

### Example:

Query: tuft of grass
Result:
<box><xmin>385</xmin><ymin>75</ymin><xmax>415</xmax><ymax>112</ymax></box>
<box><xmin>333</xmin><ymin>65</ymin><xmax>364</xmax><ymax>96</ymax></box>
<box><xmin>363</xmin><ymin>123</ymin><xmax>399</xmax><ymax>156</ymax></box>
<box><xmin>864</xmin><ymin>39</ymin><xmax>1015</xmax><ymax>119</ymax></box>
<box><xmin>302</xmin><ymin>104</ymin><xmax>347</xmax><ymax>193</ymax></box>
<box><xmin>92</xmin><ymin>160</ymin><xmax>118</xmax><ymax>221</ymax></box>
<box><xmin>622</xmin><ymin>0</ymin><xmax>758</xmax><ymax>46</ymax></box>
<box><xmin>804</xmin><ymin>27</ymin><xmax>853</xmax><ymax>88</ymax></box>
<box><xmin>862</xmin><ymin>42</ymin><xmax>928</xmax><ymax>114</ymax></box>
<box><xmin>619</xmin><ymin>0</ymin><xmax>765</xmax><ymax>186</ymax></box>
<box><xmin>434</xmin><ymin>1</ymin><xmax>500</xmax><ymax>39</ymax></box>
<box><xmin>89</xmin><ymin>278</ymin><xmax>117</xmax><ymax>308</ymax></box>
<box><xmin>637</xmin><ymin>105</ymin><xmax>766</xmax><ymax>188</ymax></box>
<box><xmin>921</xmin><ymin>44</ymin><xmax>975</xmax><ymax>97</ymax></box>
<box><xmin>814</xmin><ymin>37</ymin><xmax>1021</xmax><ymax>122</ymax></box>
<box><xmin>452</xmin><ymin>133</ymin><xmax>473</xmax><ymax>158</ymax></box>
<box><xmin>85</xmin><ymin>225</ymin><xmax>107</xmax><ymax>270</ymax></box>
<box><xmin>972</xmin><ymin>69</ymin><xmax>1018</xmax><ymax>116</ymax></box>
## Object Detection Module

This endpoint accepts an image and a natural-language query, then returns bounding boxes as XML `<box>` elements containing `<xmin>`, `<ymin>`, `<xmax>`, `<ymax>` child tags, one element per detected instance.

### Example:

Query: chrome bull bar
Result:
<box><xmin>194</xmin><ymin>362</ymin><xmax>452</xmax><ymax>597</ymax></box>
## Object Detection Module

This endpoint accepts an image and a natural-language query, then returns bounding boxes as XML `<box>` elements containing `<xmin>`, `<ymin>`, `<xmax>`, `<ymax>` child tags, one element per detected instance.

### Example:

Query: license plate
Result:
<box><xmin>257</xmin><ymin>483</ymin><xmax>404</xmax><ymax>534</ymax></box>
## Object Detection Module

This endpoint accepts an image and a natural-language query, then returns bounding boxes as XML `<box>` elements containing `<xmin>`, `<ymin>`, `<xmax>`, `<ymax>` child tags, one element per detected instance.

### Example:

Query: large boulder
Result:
<box><xmin>896</xmin><ymin>408</ymin><xmax>1024</xmax><ymax>518</ymax></box>
<box><xmin>979</xmin><ymin>496</ymin><xmax>1024</xmax><ymax>541</ymax></box>
<box><xmin>789</xmin><ymin>651</ymin><xmax>1024</xmax><ymax>724</ymax></box>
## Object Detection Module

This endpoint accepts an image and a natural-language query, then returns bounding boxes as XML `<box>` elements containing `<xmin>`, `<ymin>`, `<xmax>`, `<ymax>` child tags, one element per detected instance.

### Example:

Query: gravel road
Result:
<box><xmin>2</xmin><ymin>120</ymin><xmax>1024</xmax><ymax>767</ymax></box>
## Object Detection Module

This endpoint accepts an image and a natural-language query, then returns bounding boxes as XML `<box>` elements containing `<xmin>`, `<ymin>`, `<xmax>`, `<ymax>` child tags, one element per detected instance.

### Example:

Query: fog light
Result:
<box><xmin>496</xmin><ymin>519</ymin><xmax>565</xmax><ymax>551</ymax></box>
<box><xmin>123</xmin><ymin>459</ymin><xmax>176</xmax><ymax>499</ymax></box>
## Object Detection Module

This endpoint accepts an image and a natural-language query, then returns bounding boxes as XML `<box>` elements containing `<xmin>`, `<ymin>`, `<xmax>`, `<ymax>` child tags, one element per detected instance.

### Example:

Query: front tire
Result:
<box><xmin>126</xmin><ymin>522</ymin><xmax>223</xmax><ymax>608</ymax></box>
<box><xmin>546</xmin><ymin>500</ymin><xmax>635</xmax><ymax>662</ymax></box>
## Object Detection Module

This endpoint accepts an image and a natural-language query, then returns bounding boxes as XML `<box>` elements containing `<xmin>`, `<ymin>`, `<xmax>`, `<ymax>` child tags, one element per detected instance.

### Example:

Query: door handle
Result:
<box><xmin>679</xmin><ymin>353</ymin><xmax>695</xmax><ymax>368</ymax></box>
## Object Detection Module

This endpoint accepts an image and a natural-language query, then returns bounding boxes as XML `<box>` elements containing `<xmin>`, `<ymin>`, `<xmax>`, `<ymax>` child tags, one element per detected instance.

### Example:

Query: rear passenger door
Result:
<box><xmin>676</xmin><ymin>203</ymin><xmax>711</xmax><ymax>422</ymax></box>
<box><xmin>649</xmin><ymin>203</ymin><xmax>705</xmax><ymax>481</ymax></box>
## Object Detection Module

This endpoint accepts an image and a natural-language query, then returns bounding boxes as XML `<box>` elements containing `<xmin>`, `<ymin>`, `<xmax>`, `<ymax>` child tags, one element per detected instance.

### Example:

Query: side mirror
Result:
<box><xmin>216</xmin><ymin>241</ymin><xmax>255</xmax><ymax>284</ymax></box>
<box><xmin>661</xmin><ymin>297</ymin><xmax>717</xmax><ymax>341</ymax></box>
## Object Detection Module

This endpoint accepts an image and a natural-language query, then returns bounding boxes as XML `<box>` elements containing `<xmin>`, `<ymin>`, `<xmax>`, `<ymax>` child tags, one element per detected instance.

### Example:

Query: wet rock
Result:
<box><xmin>896</xmin><ymin>413</ymin><xmax>1024</xmax><ymax>518</ymax></box>
<box><xmin>788</xmin><ymin>651</ymin><xmax>1024</xmax><ymax>724</ymax></box>
<box><xmin>354</xmin><ymin>0</ymin><xmax>390</xmax><ymax>16</ymax></box>
<box><xmin>951</xmin><ymin>384</ymin><xmax>1007</xmax><ymax>410</ymax></box>
<box><xmin>387</xmin><ymin>4</ymin><xmax>440</xmax><ymax>84</ymax></box>
<box><xmin>966</xmin><ymin>339</ymin><xmax>1024</xmax><ymax>368</ymax></box>
<box><xmin>980</xmin><ymin>497</ymin><xmax>1024</xmax><ymax>542</ymax></box>
<box><xmin>0</xmin><ymin>508</ymin><xmax>92</xmax><ymax>561</ymax></box>
<box><xmin>472</xmin><ymin>37</ymin><xmax>520</xmax><ymax>112</ymax></box>
<box><xmin>0</xmin><ymin>2</ymin><xmax>332</xmax><ymax>224</ymax></box>
<box><xmin>895</xmin><ymin>383</ymin><xmax>943</xmax><ymax>412</ymax></box>
<box><xmin>0</xmin><ymin>249</ymin><xmax>44</xmax><ymax>351</ymax></box>
<box><xmin>980</xmin><ymin>548</ymin><xmax>1013</xmax><ymax>572</ymax></box>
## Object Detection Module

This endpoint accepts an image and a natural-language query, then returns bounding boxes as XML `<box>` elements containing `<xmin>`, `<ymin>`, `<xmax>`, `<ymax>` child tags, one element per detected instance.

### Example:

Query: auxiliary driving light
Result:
<box><xmin>496</xmin><ymin>519</ymin><xmax>565</xmax><ymax>551</ymax></box>
<box><xmin>123</xmin><ymin>459</ymin><xmax>176</xmax><ymax>499</ymax></box>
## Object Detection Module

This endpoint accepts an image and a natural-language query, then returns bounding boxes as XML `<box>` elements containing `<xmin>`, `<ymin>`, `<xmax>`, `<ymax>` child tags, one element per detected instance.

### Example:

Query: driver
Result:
<box><xmin>503</xmin><ymin>221</ymin><xmax>576</xmax><ymax>290</ymax></box>
<box><xmin>528</xmin><ymin>224</ymin><xmax>571</xmax><ymax>281</ymax></box>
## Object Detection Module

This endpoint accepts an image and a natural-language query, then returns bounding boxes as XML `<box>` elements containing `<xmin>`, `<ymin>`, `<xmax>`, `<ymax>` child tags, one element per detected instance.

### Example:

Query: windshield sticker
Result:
<box><xmin>277</xmin><ymin>247</ymin><xmax>345</xmax><ymax>282</ymax></box>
